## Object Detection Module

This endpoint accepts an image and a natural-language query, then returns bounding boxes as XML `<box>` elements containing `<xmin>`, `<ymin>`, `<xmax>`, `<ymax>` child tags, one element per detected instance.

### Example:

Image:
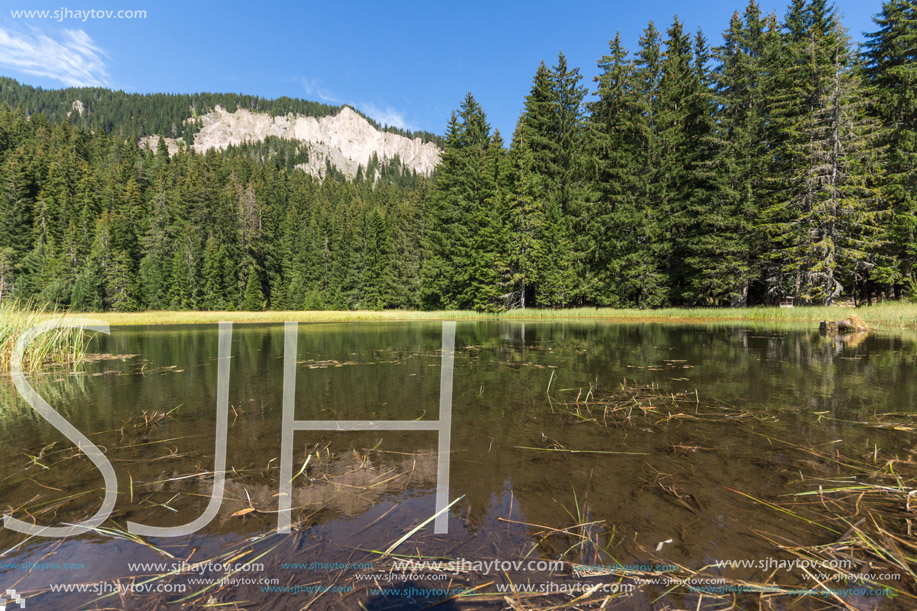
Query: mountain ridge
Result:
<box><xmin>0</xmin><ymin>77</ymin><xmax>442</xmax><ymax>143</ymax></box>
<box><xmin>0</xmin><ymin>76</ymin><xmax>442</xmax><ymax>179</ymax></box>
<box><xmin>140</xmin><ymin>104</ymin><xmax>441</xmax><ymax>179</ymax></box>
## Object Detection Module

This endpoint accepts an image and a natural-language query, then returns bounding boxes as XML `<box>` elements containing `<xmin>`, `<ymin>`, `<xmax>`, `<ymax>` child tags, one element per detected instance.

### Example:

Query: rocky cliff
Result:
<box><xmin>141</xmin><ymin>105</ymin><xmax>441</xmax><ymax>179</ymax></box>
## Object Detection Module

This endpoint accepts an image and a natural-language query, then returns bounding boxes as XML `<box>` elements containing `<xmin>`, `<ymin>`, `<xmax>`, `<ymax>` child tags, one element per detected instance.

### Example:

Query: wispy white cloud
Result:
<box><xmin>279</xmin><ymin>77</ymin><xmax>417</xmax><ymax>131</ymax></box>
<box><xmin>358</xmin><ymin>102</ymin><xmax>416</xmax><ymax>131</ymax></box>
<box><xmin>0</xmin><ymin>25</ymin><xmax>109</xmax><ymax>86</ymax></box>
<box><xmin>278</xmin><ymin>76</ymin><xmax>341</xmax><ymax>103</ymax></box>
<box><xmin>300</xmin><ymin>77</ymin><xmax>339</xmax><ymax>103</ymax></box>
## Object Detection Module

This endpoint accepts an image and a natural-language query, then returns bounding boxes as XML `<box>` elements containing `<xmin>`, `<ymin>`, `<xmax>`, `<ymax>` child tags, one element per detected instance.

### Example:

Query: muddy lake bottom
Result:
<box><xmin>0</xmin><ymin>321</ymin><xmax>914</xmax><ymax>610</ymax></box>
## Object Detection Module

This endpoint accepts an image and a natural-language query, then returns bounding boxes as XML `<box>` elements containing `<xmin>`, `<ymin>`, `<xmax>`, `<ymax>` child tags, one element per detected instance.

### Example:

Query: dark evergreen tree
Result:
<box><xmin>862</xmin><ymin>0</ymin><xmax>917</xmax><ymax>298</ymax></box>
<box><xmin>617</xmin><ymin>22</ymin><xmax>670</xmax><ymax>306</ymax></box>
<box><xmin>510</xmin><ymin>54</ymin><xmax>590</xmax><ymax>307</ymax></box>
<box><xmin>689</xmin><ymin>3</ymin><xmax>781</xmax><ymax>305</ymax></box>
<box><xmin>241</xmin><ymin>266</ymin><xmax>265</xmax><ymax>311</ymax></box>
<box><xmin>763</xmin><ymin>0</ymin><xmax>884</xmax><ymax>304</ymax></box>
<box><xmin>422</xmin><ymin>94</ymin><xmax>505</xmax><ymax>311</ymax></box>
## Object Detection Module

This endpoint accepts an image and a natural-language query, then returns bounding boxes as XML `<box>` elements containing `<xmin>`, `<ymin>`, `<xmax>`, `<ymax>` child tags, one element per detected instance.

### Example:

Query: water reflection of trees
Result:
<box><xmin>513</xmin><ymin>323</ymin><xmax>917</xmax><ymax>419</ymax></box>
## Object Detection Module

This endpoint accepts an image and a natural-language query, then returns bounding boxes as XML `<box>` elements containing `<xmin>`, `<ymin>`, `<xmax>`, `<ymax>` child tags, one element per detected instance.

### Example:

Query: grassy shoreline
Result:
<box><xmin>11</xmin><ymin>302</ymin><xmax>910</xmax><ymax>370</ymax></box>
<box><xmin>35</xmin><ymin>303</ymin><xmax>917</xmax><ymax>329</ymax></box>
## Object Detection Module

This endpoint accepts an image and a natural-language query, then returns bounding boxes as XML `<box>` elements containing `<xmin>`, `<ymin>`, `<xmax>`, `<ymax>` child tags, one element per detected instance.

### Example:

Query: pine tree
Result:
<box><xmin>85</xmin><ymin>214</ymin><xmax>133</xmax><ymax>311</ymax></box>
<box><xmin>510</xmin><ymin>54</ymin><xmax>590</xmax><ymax>307</ymax></box>
<box><xmin>590</xmin><ymin>33</ymin><xmax>630</xmax><ymax>305</ymax></box>
<box><xmin>202</xmin><ymin>236</ymin><xmax>235</xmax><ymax>310</ymax></box>
<box><xmin>0</xmin><ymin>246</ymin><xmax>15</xmax><ymax>302</ymax></box>
<box><xmin>469</xmin><ymin>129</ymin><xmax>509</xmax><ymax>312</ymax></box>
<box><xmin>362</xmin><ymin>209</ymin><xmax>394</xmax><ymax>310</ymax></box>
<box><xmin>504</xmin><ymin>133</ymin><xmax>544</xmax><ymax>309</ymax></box>
<box><xmin>679</xmin><ymin>28</ymin><xmax>730</xmax><ymax>304</ymax></box>
<box><xmin>139</xmin><ymin>185</ymin><xmax>175</xmax><ymax>309</ymax></box>
<box><xmin>611</xmin><ymin>22</ymin><xmax>669</xmax><ymax>306</ymax></box>
<box><xmin>589</xmin><ymin>33</ymin><xmax>655</xmax><ymax>306</ymax></box>
<box><xmin>0</xmin><ymin>156</ymin><xmax>33</xmax><ymax>260</ymax></box>
<box><xmin>654</xmin><ymin>18</ymin><xmax>701</xmax><ymax>302</ymax></box>
<box><xmin>387</xmin><ymin>185</ymin><xmax>426</xmax><ymax>309</ymax></box>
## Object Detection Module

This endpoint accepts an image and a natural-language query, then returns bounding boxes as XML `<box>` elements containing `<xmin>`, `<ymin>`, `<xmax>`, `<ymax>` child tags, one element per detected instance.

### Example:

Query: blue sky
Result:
<box><xmin>0</xmin><ymin>0</ymin><xmax>885</xmax><ymax>137</ymax></box>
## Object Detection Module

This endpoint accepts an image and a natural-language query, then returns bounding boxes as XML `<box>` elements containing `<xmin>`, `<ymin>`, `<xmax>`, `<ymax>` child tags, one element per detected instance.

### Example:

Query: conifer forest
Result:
<box><xmin>0</xmin><ymin>0</ymin><xmax>914</xmax><ymax>312</ymax></box>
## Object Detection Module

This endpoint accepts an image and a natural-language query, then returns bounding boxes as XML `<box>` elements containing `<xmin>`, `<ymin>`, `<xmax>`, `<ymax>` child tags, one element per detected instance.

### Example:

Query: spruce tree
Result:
<box><xmin>862</xmin><ymin>0</ymin><xmax>917</xmax><ymax>297</ymax></box>
<box><xmin>689</xmin><ymin>2</ymin><xmax>780</xmax><ymax>305</ymax></box>
<box><xmin>504</xmin><ymin>133</ymin><xmax>544</xmax><ymax>309</ymax></box>
<box><xmin>0</xmin><ymin>156</ymin><xmax>33</xmax><ymax>261</ymax></box>
<box><xmin>655</xmin><ymin>17</ymin><xmax>701</xmax><ymax>302</ymax></box>
<box><xmin>510</xmin><ymin>54</ymin><xmax>590</xmax><ymax>307</ymax></box>
<box><xmin>362</xmin><ymin>209</ymin><xmax>394</xmax><ymax>310</ymax></box>
<box><xmin>590</xmin><ymin>33</ymin><xmax>659</xmax><ymax>306</ymax></box>
<box><xmin>0</xmin><ymin>246</ymin><xmax>15</xmax><ymax>302</ymax></box>
<box><xmin>619</xmin><ymin>22</ymin><xmax>670</xmax><ymax>306</ymax></box>
<box><xmin>764</xmin><ymin>0</ymin><xmax>884</xmax><ymax>304</ymax></box>
<box><xmin>422</xmin><ymin>94</ymin><xmax>504</xmax><ymax>310</ymax></box>
<box><xmin>241</xmin><ymin>266</ymin><xmax>265</xmax><ymax>311</ymax></box>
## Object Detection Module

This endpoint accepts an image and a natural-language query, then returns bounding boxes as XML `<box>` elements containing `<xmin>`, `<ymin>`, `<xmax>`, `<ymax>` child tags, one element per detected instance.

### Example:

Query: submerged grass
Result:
<box><xmin>10</xmin><ymin>381</ymin><xmax>913</xmax><ymax>610</ymax></box>
<box><xmin>0</xmin><ymin>298</ymin><xmax>92</xmax><ymax>371</ymax></box>
<box><xmin>26</xmin><ymin>301</ymin><xmax>917</xmax><ymax>329</ymax></box>
<box><xmin>542</xmin><ymin>380</ymin><xmax>917</xmax><ymax>609</ymax></box>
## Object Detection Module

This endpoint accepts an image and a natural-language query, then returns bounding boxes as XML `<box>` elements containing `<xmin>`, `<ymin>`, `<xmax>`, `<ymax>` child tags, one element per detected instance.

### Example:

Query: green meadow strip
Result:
<box><xmin>20</xmin><ymin>302</ymin><xmax>917</xmax><ymax>330</ymax></box>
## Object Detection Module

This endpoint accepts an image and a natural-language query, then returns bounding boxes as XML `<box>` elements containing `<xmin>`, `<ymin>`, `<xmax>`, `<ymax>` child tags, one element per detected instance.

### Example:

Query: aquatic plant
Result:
<box><xmin>0</xmin><ymin>298</ymin><xmax>91</xmax><ymax>371</ymax></box>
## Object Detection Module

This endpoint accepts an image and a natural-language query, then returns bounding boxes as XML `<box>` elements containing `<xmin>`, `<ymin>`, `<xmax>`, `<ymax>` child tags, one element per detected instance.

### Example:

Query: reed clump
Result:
<box><xmin>0</xmin><ymin>298</ymin><xmax>91</xmax><ymax>371</ymax></box>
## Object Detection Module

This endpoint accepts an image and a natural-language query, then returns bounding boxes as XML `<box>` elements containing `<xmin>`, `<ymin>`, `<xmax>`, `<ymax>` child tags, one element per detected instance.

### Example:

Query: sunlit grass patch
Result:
<box><xmin>49</xmin><ymin>302</ymin><xmax>917</xmax><ymax>329</ymax></box>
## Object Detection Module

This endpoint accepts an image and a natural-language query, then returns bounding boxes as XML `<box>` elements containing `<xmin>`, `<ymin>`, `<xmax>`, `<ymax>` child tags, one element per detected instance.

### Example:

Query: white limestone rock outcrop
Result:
<box><xmin>140</xmin><ymin>134</ymin><xmax>185</xmax><ymax>156</ymax></box>
<box><xmin>141</xmin><ymin>105</ymin><xmax>440</xmax><ymax>179</ymax></box>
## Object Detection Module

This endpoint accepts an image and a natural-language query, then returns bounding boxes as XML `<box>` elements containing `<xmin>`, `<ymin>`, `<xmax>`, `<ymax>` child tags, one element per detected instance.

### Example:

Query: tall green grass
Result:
<box><xmin>58</xmin><ymin>303</ymin><xmax>917</xmax><ymax>329</ymax></box>
<box><xmin>0</xmin><ymin>299</ymin><xmax>91</xmax><ymax>371</ymax></box>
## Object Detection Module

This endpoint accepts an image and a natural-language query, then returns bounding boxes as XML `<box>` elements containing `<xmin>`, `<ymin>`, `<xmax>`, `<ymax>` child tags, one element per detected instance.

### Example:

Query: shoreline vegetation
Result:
<box><xmin>1</xmin><ymin>306</ymin><xmax>915</xmax><ymax>606</ymax></box>
<box><xmin>0</xmin><ymin>299</ymin><xmax>88</xmax><ymax>371</ymax></box>
<box><xmin>4</xmin><ymin>300</ymin><xmax>915</xmax><ymax>370</ymax></box>
<box><xmin>29</xmin><ymin>302</ymin><xmax>917</xmax><ymax>329</ymax></box>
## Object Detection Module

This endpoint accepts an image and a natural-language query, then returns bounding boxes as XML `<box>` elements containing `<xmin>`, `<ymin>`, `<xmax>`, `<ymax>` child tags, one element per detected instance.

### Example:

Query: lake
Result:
<box><xmin>0</xmin><ymin>321</ymin><xmax>914</xmax><ymax>610</ymax></box>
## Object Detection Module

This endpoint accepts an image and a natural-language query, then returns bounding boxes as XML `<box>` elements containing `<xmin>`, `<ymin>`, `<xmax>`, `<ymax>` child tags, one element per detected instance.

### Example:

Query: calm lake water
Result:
<box><xmin>0</xmin><ymin>321</ymin><xmax>914</xmax><ymax>610</ymax></box>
